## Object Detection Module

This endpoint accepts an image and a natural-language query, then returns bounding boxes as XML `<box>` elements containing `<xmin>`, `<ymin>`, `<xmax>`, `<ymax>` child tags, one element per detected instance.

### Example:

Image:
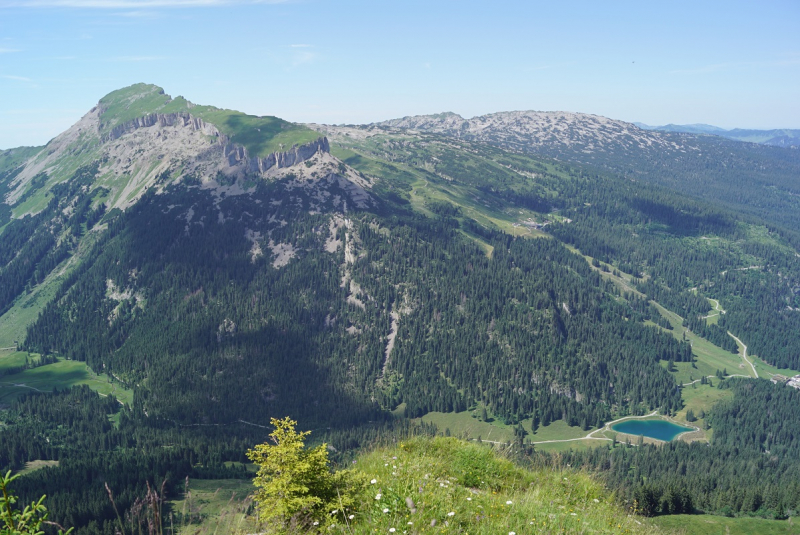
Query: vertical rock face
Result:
<box><xmin>103</xmin><ymin>111</ymin><xmax>330</xmax><ymax>173</ymax></box>
<box><xmin>103</xmin><ymin>112</ymin><xmax>224</xmax><ymax>143</ymax></box>
<box><xmin>241</xmin><ymin>136</ymin><xmax>330</xmax><ymax>173</ymax></box>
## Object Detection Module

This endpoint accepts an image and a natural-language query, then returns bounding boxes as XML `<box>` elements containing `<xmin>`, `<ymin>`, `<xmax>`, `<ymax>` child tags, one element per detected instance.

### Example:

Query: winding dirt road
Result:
<box><xmin>727</xmin><ymin>331</ymin><xmax>758</xmax><ymax>378</ymax></box>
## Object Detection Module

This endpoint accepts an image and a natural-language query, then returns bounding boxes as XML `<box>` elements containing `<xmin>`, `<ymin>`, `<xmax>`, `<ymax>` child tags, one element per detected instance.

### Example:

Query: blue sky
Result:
<box><xmin>0</xmin><ymin>0</ymin><xmax>798</xmax><ymax>148</ymax></box>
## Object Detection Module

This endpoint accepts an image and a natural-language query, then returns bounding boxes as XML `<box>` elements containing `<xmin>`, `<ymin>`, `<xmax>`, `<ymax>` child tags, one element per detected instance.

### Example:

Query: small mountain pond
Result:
<box><xmin>611</xmin><ymin>419</ymin><xmax>693</xmax><ymax>441</ymax></box>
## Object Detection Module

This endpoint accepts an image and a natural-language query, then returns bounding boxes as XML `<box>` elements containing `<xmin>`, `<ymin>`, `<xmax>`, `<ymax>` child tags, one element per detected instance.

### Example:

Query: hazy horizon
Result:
<box><xmin>1</xmin><ymin>0</ymin><xmax>798</xmax><ymax>149</ymax></box>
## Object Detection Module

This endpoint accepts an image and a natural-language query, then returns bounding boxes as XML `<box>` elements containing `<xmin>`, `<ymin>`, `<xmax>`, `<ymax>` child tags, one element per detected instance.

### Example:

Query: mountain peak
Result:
<box><xmin>90</xmin><ymin>83</ymin><xmax>322</xmax><ymax>159</ymax></box>
<box><xmin>97</xmin><ymin>83</ymin><xmax>187</xmax><ymax>131</ymax></box>
<box><xmin>100</xmin><ymin>82</ymin><xmax>165</xmax><ymax>103</ymax></box>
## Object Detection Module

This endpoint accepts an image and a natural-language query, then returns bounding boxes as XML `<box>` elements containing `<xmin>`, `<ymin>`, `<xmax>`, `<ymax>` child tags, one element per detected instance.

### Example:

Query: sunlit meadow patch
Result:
<box><xmin>316</xmin><ymin>436</ymin><xmax>658</xmax><ymax>534</ymax></box>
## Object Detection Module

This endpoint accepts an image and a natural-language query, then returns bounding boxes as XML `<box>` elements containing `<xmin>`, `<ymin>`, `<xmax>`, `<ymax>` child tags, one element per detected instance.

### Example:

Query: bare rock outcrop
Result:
<box><xmin>102</xmin><ymin>112</ymin><xmax>223</xmax><ymax>143</ymax></box>
<box><xmin>102</xmin><ymin>111</ymin><xmax>330</xmax><ymax>175</ymax></box>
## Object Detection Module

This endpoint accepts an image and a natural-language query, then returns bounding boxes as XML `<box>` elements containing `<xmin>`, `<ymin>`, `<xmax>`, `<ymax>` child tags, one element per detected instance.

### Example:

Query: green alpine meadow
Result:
<box><xmin>1</xmin><ymin>82</ymin><xmax>800</xmax><ymax>534</ymax></box>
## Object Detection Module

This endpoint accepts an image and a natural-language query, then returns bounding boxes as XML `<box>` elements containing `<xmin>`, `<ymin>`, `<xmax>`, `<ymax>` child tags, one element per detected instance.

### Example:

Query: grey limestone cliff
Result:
<box><xmin>102</xmin><ymin>111</ymin><xmax>330</xmax><ymax>174</ymax></box>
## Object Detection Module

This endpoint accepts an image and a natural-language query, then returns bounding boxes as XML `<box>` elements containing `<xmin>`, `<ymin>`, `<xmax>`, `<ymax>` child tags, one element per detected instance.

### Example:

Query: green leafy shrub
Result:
<box><xmin>0</xmin><ymin>471</ymin><xmax>72</xmax><ymax>535</ymax></box>
<box><xmin>246</xmin><ymin>417</ymin><xmax>366</xmax><ymax>531</ymax></box>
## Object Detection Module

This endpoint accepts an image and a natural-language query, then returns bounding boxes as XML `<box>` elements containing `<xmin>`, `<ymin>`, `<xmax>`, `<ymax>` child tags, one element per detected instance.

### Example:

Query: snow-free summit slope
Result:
<box><xmin>375</xmin><ymin>109</ymin><xmax>800</xmax><ymax>230</ymax></box>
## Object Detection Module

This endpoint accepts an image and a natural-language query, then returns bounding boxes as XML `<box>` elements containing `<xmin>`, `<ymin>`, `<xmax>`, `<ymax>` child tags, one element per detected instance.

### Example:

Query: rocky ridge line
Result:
<box><xmin>373</xmin><ymin>110</ymin><xmax>694</xmax><ymax>155</ymax></box>
<box><xmin>101</xmin><ymin>111</ymin><xmax>330</xmax><ymax>174</ymax></box>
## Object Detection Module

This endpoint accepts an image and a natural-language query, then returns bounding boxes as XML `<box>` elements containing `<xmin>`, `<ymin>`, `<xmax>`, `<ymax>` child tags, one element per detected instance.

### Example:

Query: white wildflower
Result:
<box><xmin>447</xmin><ymin>512</ymin><xmax>455</xmax><ymax>516</ymax></box>
<box><xmin>375</xmin><ymin>493</ymin><xmax>382</xmax><ymax>500</ymax></box>
<box><xmin>371</xmin><ymin>479</ymin><xmax>377</xmax><ymax>484</ymax></box>
<box><xmin>383</xmin><ymin>508</ymin><xmax>389</xmax><ymax>513</ymax></box>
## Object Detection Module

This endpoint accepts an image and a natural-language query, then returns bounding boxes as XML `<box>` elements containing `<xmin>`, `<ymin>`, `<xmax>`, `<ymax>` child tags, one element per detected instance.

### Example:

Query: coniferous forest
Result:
<box><xmin>1</xmin><ymin>85</ymin><xmax>800</xmax><ymax>532</ymax></box>
<box><xmin>548</xmin><ymin>380</ymin><xmax>800</xmax><ymax>518</ymax></box>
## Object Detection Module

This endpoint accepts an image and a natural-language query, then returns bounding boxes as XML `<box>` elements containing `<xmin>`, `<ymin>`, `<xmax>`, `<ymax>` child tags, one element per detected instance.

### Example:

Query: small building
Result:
<box><xmin>786</xmin><ymin>375</ymin><xmax>800</xmax><ymax>390</ymax></box>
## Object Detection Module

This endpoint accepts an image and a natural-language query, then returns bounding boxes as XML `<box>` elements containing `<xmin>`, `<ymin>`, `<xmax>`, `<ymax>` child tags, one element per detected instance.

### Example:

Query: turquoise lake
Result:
<box><xmin>611</xmin><ymin>419</ymin><xmax>693</xmax><ymax>441</ymax></box>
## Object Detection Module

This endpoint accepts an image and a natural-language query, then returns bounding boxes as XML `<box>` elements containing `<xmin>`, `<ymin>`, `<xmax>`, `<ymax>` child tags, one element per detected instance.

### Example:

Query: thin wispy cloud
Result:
<box><xmin>0</xmin><ymin>0</ymin><xmax>287</xmax><ymax>6</ymax></box>
<box><xmin>2</xmin><ymin>75</ymin><xmax>32</xmax><ymax>81</ymax></box>
<box><xmin>289</xmin><ymin>44</ymin><xmax>311</xmax><ymax>48</ymax></box>
<box><xmin>0</xmin><ymin>48</ymin><xmax>20</xmax><ymax>53</ymax></box>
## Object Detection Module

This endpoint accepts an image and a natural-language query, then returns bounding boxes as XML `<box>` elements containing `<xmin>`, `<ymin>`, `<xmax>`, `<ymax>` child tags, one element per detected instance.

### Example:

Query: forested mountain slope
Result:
<box><xmin>373</xmin><ymin>111</ymin><xmax>800</xmax><ymax>230</ymax></box>
<box><xmin>319</xmin><ymin>125</ymin><xmax>800</xmax><ymax>371</ymax></box>
<box><xmin>1</xmin><ymin>84</ymin><xmax>800</xmax><ymax>532</ymax></box>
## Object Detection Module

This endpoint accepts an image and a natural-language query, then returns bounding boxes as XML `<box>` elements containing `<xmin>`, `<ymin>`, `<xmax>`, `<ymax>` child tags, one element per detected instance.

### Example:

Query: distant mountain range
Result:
<box><xmin>370</xmin><ymin>110</ymin><xmax>800</xmax><ymax>230</ymax></box>
<box><xmin>634</xmin><ymin>122</ymin><xmax>800</xmax><ymax>148</ymax></box>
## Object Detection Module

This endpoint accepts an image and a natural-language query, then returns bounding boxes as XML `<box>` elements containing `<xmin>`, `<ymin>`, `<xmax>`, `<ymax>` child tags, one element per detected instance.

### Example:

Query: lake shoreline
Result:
<box><xmin>611</xmin><ymin>419</ymin><xmax>695</xmax><ymax>442</ymax></box>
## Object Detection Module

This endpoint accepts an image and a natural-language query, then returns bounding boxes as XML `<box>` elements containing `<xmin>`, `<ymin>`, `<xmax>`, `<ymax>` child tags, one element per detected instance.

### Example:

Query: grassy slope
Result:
<box><xmin>418</xmin><ymin>411</ymin><xmax>592</xmax><ymax>444</ymax></box>
<box><xmin>331</xmin><ymin>141</ymin><xmax>549</xmax><ymax>258</ymax></box>
<box><xmin>0</xmin><ymin>358</ymin><xmax>132</xmax><ymax>406</ymax></box>
<box><xmin>0</xmin><ymin>258</ymin><xmax>66</xmax><ymax>349</ymax></box>
<box><xmin>0</xmin><ymin>146</ymin><xmax>42</xmax><ymax>175</ymax></box>
<box><xmin>753</xmin><ymin>357</ymin><xmax>800</xmax><ymax>380</ymax></box>
<box><xmin>338</xmin><ymin>436</ymin><xmax>660</xmax><ymax>534</ymax></box>
<box><xmin>172</xmin><ymin>436</ymin><xmax>662</xmax><ymax>534</ymax></box>
<box><xmin>98</xmin><ymin>83</ymin><xmax>321</xmax><ymax>157</ymax></box>
<box><xmin>16</xmin><ymin>460</ymin><xmax>59</xmax><ymax>477</ymax></box>
<box><xmin>0</xmin><ymin>229</ymin><xmax>133</xmax><ymax>405</ymax></box>
<box><xmin>651</xmin><ymin>302</ymin><xmax>749</xmax><ymax>382</ymax></box>
<box><xmin>652</xmin><ymin>514</ymin><xmax>800</xmax><ymax>535</ymax></box>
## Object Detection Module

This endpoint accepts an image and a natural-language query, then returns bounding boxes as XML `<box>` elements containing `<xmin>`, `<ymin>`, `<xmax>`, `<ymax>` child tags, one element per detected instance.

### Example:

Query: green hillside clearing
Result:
<box><xmin>652</xmin><ymin>514</ymin><xmax>800</xmax><ymax>534</ymax></box>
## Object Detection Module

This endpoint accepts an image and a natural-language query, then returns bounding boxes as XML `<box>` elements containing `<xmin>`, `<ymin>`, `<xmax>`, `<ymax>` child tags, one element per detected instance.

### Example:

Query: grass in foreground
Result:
<box><xmin>651</xmin><ymin>513</ymin><xmax>800</xmax><ymax>534</ymax></box>
<box><xmin>332</xmin><ymin>436</ymin><xmax>657</xmax><ymax>534</ymax></box>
